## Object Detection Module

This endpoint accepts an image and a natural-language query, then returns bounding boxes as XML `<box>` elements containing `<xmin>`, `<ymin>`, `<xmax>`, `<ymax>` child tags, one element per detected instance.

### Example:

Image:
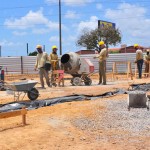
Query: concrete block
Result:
<box><xmin>128</xmin><ymin>91</ymin><xmax>147</xmax><ymax>108</ymax></box>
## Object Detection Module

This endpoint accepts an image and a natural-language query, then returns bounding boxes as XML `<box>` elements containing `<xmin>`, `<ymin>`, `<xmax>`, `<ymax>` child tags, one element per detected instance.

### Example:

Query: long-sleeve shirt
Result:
<box><xmin>136</xmin><ymin>49</ymin><xmax>143</xmax><ymax>61</ymax></box>
<box><xmin>144</xmin><ymin>54</ymin><xmax>150</xmax><ymax>61</ymax></box>
<box><xmin>96</xmin><ymin>48</ymin><xmax>107</xmax><ymax>62</ymax></box>
<box><xmin>35</xmin><ymin>52</ymin><xmax>49</xmax><ymax>69</ymax></box>
<box><xmin>49</xmin><ymin>53</ymin><xmax>59</xmax><ymax>70</ymax></box>
<box><xmin>49</xmin><ymin>53</ymin><xmax>58</xmax><ymax>63</ymax></box>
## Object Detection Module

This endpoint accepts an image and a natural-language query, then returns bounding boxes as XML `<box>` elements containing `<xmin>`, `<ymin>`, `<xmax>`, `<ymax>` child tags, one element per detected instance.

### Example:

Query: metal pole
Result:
<box><xmin>21</xmin><ymin>56</ymin><xmax>23</xmax><ymax>74</ymax></box>
<box><xmin>59</xmin><ymin>0</ymin><xmax>62</xmax><ymax>55</ymax></box>
<box><xmin>0</xmin><ymin>45</ymin><xmax>1</xmax><ymax>57</ymax></box>
<box><xmin>27</xmin><ymin>43</ymin><xmax>29</xmax><ymax>56</ymax></box>
<box><xmin>43</xmin><ymin>45</ymin><xmax>45</xmax><ymax>52</ymax></box>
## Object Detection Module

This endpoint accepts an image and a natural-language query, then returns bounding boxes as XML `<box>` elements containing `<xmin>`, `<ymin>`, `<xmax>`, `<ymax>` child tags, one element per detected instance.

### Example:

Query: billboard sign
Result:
<box><xmin>98</xmin><ymin>20</ymin><xmax>116</xmax><ymax>29</ymax></box>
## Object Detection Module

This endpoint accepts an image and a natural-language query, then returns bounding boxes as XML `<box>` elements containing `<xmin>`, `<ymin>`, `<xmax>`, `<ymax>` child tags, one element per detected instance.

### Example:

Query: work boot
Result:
<box><xmin>52</xmin><ymin>83</ymin><xmax>57</xmax><ymax>87</ymax></box>
<box><xmin>97</xmin><ymin>82</ymin><xmax>101</xmax><ymax>85</ymax></box>
<box><xmin>38</xmin><ymin>86</ymin><xmax>46</xmax><ymax>89</ymax></box>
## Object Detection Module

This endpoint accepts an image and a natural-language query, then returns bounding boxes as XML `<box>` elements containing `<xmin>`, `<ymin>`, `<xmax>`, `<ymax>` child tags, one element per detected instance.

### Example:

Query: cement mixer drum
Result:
<box><xmin>61</xmin><ymin>52</ymin><xmax>80</xmax><ymax>74</ymax></box>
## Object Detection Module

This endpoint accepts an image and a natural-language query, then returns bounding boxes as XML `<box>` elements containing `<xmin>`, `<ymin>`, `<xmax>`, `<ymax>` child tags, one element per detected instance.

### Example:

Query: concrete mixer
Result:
<box><xmin>61</xmin><ymin>52</ymin><xmax>94</xmax><ymax>86</ymax></box>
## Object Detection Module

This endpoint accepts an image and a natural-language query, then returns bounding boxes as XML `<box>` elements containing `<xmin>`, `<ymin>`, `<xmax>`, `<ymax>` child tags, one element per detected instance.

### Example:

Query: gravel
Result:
<box><xmin>72</xmin><ymin>98</ymin><xmax>150</xmax><ymax>142</ymax></box>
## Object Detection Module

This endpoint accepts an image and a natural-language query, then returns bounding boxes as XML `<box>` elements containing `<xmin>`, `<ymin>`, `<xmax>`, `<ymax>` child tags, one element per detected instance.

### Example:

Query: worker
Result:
<box><xmin>34</xmin><ymin>45</ymin><xmax>50</xmax><ymax>88</ymax></box>
<box><xmin>94</xmin><ymin>41</ymin><xmax>107</xmax><ymax>85</ymax></box>
<box><xmin>134</xmin><ymin>44</ymin><xmax>143</xmax><ymax>79</ymax></box>
<box><xmin>49</xmin><ymin>45</ymin><xmax>59</xmax><ymax>70</ymax></box>
<box><xmin>49</xmin><ymin>45</ymin><xmax>59</xmax><ymax>86</ymax></box>
<box><xmin>144</xmin><ymin>49</ymin><xmax>150</xmax><ymax>77</ymax></box>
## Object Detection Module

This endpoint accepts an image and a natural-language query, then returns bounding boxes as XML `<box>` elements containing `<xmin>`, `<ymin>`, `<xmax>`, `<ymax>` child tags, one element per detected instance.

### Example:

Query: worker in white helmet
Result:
<box><xmin>34</xmin><ymin>45</ymin><xmax>50</xmax><ymax>88</ymax></box>
<box><xmin>134</xmin><ymin>44</ymin><xmax>143</xmax><ymax>79</ymax></box>
<box><xmin>94</xmin><ymin>41</ymin><xmax>107</xmax><ymax>85</ymax></box>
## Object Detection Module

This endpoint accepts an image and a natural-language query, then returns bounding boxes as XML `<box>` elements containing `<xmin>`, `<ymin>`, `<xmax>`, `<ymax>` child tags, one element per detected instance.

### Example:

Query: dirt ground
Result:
<box><xmin>0</xmin><ymin>74</ymin><xmax>150</xmax><ymax>150</ymax></box>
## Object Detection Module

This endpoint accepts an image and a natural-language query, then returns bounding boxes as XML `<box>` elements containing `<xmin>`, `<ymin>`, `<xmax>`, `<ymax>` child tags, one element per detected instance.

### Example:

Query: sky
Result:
<box><xmin>0</xmin><ymin>0</ymin><xmax>150</xmax><ymax>56</ymax></box>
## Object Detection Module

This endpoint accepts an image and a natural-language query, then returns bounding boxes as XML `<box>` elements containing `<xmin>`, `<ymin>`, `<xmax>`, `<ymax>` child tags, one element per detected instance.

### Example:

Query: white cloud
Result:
<box><xmin>13</xmin><ymin>31</ymin><xmax>27</xmax><ymax>36</ymax></box>
<box><xmin>47</xmin><ymin>21</ymin><xmax>59</xmax><ymax>30</ymax></box>
<box><xmin>45</xmin><ymin>0</ymin><xmax>94</xmax><ymax>6</ymax></box>
<box><xmin>96</xmin><ymin>3</ymin><xmax>102</xmax><ymax>10</ymax></box>
<box><xmin>32</xmin><ymin>28</ymin><xmax>50</xmax><ymax>34</ymax></box>
<box><xmin>0</xmin><ymin>40</ymin><xmax>23</xmax><ymax>47</ymax></box>
<box><xmin>4</xmin><ymin>9</ymin><xmax>48</xmax><ymax>29</ymax></box>
<box><xmin>4</xmin><ymin>9</ymin><xmax>62</xmax><ymax>32</ymax></box>
<box><xmin>64</xmin><ymin>10</ymin><xmax>79</xmax><ymax>19</ymax></box>
<box><xmin>105</xmin><ymin>3</ymin><xmax>150</xmax><ymax>45</ymax></box>
<box><xmin>77</xmin><ymin>16</ymin><xmax>98</xmax><ymax>32</ymax></box>
<box><xmin>49</xmin><ymin>36</ymin><xmax>59</xmax><ymax>43</ymax></box>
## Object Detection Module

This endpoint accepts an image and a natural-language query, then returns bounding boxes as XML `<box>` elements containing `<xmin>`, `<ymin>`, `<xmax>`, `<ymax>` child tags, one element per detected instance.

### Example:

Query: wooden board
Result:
<box><xmin>0</xmin><ymin>107</ymin><xmax>27</xmax><ymax>125</ymax></box>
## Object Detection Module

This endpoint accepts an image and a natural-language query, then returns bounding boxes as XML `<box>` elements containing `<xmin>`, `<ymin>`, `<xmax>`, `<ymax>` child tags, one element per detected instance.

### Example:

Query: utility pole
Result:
<box><xmin>43</xmin><ymin>45</ymin><xmax>45</xmax><ymax>52</ymax></box>
<box><xmin>59</xmin><ymin>0</ymin><xmax>62</xmax><ymax>55</ymax></box>
<box><xmin>0</xmin><ymin>45</ymin><xmax>1</xmax><ymax>57</ymax></box>
<box><xmin>27</xmin><ymin>43</ymin><xmax>29</xmax><ymax>56</ymax></box>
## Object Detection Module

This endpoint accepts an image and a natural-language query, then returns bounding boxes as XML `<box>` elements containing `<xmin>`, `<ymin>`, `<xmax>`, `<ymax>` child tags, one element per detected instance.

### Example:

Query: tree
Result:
<box><xmin>28</xmin><ymin>51</ymin><xmax>37</xmax><ymax>56</ymax></box>
<box><xmin>76</xmin><ymin>27</ymin><xmax>121</xmax><ymax>50</ymax></box>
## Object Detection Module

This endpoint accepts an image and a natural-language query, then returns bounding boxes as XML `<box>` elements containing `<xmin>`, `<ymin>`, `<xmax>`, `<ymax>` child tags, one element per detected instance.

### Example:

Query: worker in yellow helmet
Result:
<box><xmin>144</xmin><ymin>49</ymin><xmax>150</xmax><ymax>77</ymax></box>
<box><xmin>134</xmin><ymin>44</ymin><xmax>143</xmax><ymax>79</ymax></box>
<box><xmin>49</xmin><ymin>45</ymin><xmax>59</xmax><ymax>86</ymax></box>
<box><xmin>94</xmin><ymin>41</ymin><xmax>107</xmax><ymax>85</ymax></box>
<box><xmin>50</xmin><ymin>45</ymin><xmax>59</xmax><ymax>70</ymax></box>
<box><xmin>34</xmin><ymin>45</ymin><xmax>50</xmax><ymax>88</ymax></box>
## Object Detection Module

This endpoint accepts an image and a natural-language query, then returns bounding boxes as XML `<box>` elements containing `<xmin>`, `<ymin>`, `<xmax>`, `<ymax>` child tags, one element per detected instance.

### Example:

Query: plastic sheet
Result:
<box><xmin>0</xmin><ymin>84</ymin><xmax>149</xmax><ymax>113</ymax></box>
<box><xmin>130</xmin><ymin>83</ymin><xmax>150</xmax><ymax>91</ymax></box>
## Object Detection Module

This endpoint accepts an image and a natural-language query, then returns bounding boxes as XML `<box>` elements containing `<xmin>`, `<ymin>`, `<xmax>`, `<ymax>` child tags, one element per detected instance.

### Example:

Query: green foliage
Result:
<box><xmin>76</xmin><ymin>27</ymin><xmax>122</xmax><ymax>49</ymax></box>
<box><xmin>28</xmin><ymin>51</ymin><xmax>38</xmax><ymax>56</ymax></box>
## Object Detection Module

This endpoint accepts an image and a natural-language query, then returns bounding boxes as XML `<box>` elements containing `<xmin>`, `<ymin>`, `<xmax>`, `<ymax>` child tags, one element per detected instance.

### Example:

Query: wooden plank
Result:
<box><xmin>0</xmin><ymin>107</ymin><xmax>27</xmax><ymax>125</ymax></box>
<box><xmin>0</xmin><ymin>109</ymin><xmax>27</xmax><ymax>119</ymax></box>
<box><xmin>115</xmin><ymin>61</ymin><xmax>128</xmax><ymax>64</ymax></box>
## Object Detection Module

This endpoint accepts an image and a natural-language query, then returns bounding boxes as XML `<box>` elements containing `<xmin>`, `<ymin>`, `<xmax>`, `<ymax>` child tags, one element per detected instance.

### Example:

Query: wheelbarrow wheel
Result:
<box><xmin>27</xmin><ymin>88</ymin><xmax>39</xmax><ymax>101</ymax></box>
<box><xmin>72</xmin><ymin>77</ymin><xmax>82</xmax><ymax>86</ymax></box>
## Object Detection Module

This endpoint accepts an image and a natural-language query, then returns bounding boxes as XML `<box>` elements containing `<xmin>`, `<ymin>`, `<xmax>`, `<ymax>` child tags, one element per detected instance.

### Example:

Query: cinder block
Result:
<box><xmin>128</xmin><ymin>91</ymin><xmax>147</xmax><ymax>108</ymax></box>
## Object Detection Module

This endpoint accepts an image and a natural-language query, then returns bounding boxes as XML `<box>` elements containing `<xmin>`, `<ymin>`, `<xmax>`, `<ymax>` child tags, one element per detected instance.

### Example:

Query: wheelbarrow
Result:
<box><xmin>5</xmin><ymin>80</ymin><xmax>39</xmax><ymax>101</ymax></box>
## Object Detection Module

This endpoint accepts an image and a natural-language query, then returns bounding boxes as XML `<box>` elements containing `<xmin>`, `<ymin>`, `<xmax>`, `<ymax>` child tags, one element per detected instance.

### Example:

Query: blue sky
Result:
<box><xmin>1</xmin><ymin>0</ymin><xmax>150</xmax><ymax>56</ymax></box>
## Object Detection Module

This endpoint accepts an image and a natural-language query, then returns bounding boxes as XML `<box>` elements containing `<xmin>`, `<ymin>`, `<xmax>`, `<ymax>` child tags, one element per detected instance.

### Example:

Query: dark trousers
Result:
<box><xmin>137</xmin><ymin>59</ymin><xmax>143</xmax><ymax>78</ymax></box>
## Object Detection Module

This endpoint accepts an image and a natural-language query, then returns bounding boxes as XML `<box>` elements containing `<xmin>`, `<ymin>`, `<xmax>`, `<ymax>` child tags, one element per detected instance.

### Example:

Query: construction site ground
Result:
<box><xmin>0</xmin><ymin>74</ymin><xmax>150</xmax><ymax>150</ymax></box>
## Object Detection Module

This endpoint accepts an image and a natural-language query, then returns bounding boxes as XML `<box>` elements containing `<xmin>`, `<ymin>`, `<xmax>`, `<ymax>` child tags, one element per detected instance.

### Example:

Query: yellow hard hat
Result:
<box><xmin>52</xmin><ymin>45</ymin><xmax>57</xmax><ymax>50</ymax></box>
<box><xmin>134</xmin><ymin>44</ymin><xmax>139</xmax><ymax>48</ymax></box>
<box><xmin>36</xmin><ymin>45</ymin><xmax>42</xmax><ymax>49</ymax></box>
<box><xmin>99</xmin><ymin>41</ymin><xmax>104</xmax><ymax>46</ymax></box>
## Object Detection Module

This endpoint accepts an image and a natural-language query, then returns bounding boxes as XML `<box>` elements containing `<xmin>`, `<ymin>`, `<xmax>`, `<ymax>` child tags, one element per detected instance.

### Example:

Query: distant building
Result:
<box><xmin>75</xmin><ymin>46</ymin><xmax>148</xmax><ymax>55</ymax></box>
<box><xmin>75</xmin><ymin>48</ymin><xmax>120</xmax><ymax>55</ymax></box>
<box><xmin>75</xmin><ymin>50</ymin><xmax>96</xmax><ymax>55</ymax></box>
<box><xmin>108</xmin><ymin>48</ymin><xmax>121</xmax><ymax>53</ymax></box>
<box><xmin>120</xmin><ymin>46</ymin><xmax>147</xmax><ymax>53</ymax></box>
